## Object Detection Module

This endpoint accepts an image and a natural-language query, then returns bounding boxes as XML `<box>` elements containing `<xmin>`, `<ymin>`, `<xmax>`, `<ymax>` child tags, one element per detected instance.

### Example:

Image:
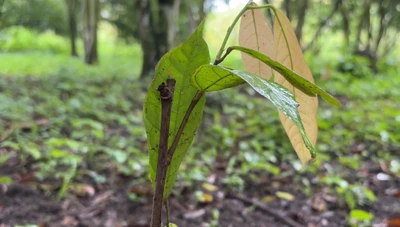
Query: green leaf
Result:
<box><xmin>349</xmin><ymin>209</ymin><xmax>374</xmax><ymax>221</ymax></box>
<box><xmin>143</xmin><ymin>20</ymin><xmax>210</xmax><ymax>198</ymax></box>
<box><xmin>230</xmin><ymin>46</ymin><xmax>341</xmax><ymax>107</ymax></box>
<box><xmin>0</xmin><ymin>176</ymin><xmax>13</xmax><ymax>184</ymax></box>
<box><xmin>221</xmin><ymin>66</ymin><xmax>316</xmax><ymax>158</ymax></box>
<box><xmin>344</xmin><ymin>190</ymin><xmax>356</xmax><ymax>209</ymax></box>
<box><xmin>0</xmin><ymin>153</ymin><xmax>11</xmax><ymax>165</ymax></box>
<box><xmin>50</xmin><ymin>149</ymin><xmax>71</xmax><ymax>158</ymax></box>
<box><xmin>23</xmin><ymin>142</ymin><xmax>41</xmax><ymax>160</ymax></box>
<box><xmin>361</xmin><ymin>186</ymin><xmax>376</xmax><ymax>202</ymax></box>
<box><xmin>190</xmin><ymin>64</ymin><xmax>245</xmax><ymax>91</ymax></box>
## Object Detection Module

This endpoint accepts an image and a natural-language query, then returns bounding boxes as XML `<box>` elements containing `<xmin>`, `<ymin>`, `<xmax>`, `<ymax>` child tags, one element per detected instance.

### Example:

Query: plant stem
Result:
<box><xmin>245</xmin><ymin>5</ymin><xmax>292</xmax><ymax>68</ymax></box>
<box><xmin>150</xmin><ymin>78</ymin><xmax>176</xmax><ymax>227</ymax></box>
<box><xmin>213</xmin><ymin>0</ymin><xmax>253</xmax><ymax>65</ymax></box>
<box><xmin>167</xmin><ymin>90</ymin><xmax>204</xmax><ymax>163</ymax></box>
<box><xmin>213</xmin><ymin>2</ymin><xmax>276</xmax><ymax>65</ymax></box>
<box><xmin>214</xmin><ymin>47</ymin><xmax>234</xmax><ymax>65</ymax></box>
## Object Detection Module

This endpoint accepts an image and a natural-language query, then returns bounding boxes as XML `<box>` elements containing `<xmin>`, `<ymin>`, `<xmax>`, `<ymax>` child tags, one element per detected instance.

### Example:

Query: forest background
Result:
<box><xmin>0</xmin><ymin>0</ymin><xmax>399</xmax><ymax>226</ymax></box>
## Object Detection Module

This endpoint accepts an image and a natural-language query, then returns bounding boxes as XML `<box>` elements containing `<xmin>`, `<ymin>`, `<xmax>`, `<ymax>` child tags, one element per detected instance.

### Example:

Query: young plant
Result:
<box><xmin>143</xmin><ymin>1</ymin><xmax>341</xmax><ymax>226</ymax></box>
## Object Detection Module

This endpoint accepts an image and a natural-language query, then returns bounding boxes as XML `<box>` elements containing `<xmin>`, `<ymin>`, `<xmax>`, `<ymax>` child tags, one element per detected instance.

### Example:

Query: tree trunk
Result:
<box><xmin>65</xmin><ymin>0</ymin><xmax>78</xmax><ymax>57</ymax></box>
<box><xmin>82</xmin><ymin>0</ymin><xmax>99</xmax><ymax>65</ymax></box>
<box><xmin>283</xmin><ymin>0</ymin><xmax>291</xmax><ymax>20</ymax></box>
<box><xmin>154</xmin><ymin>2</ymin><xmax>172</xmax><ymax>63</ymax></box>
<box><xmin>339</xmin><ymin>3</ymin><xmax>350</xmax><ymax>46</ymax></box>
<box><xmin>139</xmin><ymin>0</ymin><xmax>176</xmax><ymax>79</ymax></box>
<box><xmin>139</xmin><ymin>0</ymin><xmax>155</xmax><ymax>78</ymax></box>
<box><xmin>295</xmin><ymin>0</ymin><xmax>308</xmax><ymax>43</ymax></box>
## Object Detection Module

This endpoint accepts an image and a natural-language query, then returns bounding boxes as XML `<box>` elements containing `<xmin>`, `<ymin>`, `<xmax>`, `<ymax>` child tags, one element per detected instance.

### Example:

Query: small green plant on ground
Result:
<box><xmin>143</xmin><ymin>1</ymin><xmax>341</xmax><ymax>226</ymax></box>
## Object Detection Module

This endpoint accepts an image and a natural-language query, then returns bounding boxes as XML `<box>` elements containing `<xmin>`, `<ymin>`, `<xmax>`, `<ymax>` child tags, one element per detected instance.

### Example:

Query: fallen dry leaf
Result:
<box><xmin>385</xmin><ymin>188</ymin><xmax>400</xmax><ymax>198</ymax></box>
<box><xmin>202</xmin><ymin>182</ymin><xmax>218</xmax><ymax>192</ymax></box>
<box><xmin>311</xmin><ymin>194</ymin><xmax>327</xmax><ymax>212</ymax></box>
<box><xmin>184</xmin><ymin>209</ymin><xmax>206</xmax><ymax>219</ymax></box>
<box><xmin>69</xmin><ymin>183</ymin><xmax>95</xmax><ymax>197</ymax></box>
<box><xmin>61</xmin><ymin>215</ymin><xmax>78</xmax><ymax>226</ymax></box>
<box><xmin>275</xmin><ymin>191</ymin><xmax>295</xmax><ymax>201</ymax></box>
<box><xmin>387</xmin><ymin>217</ymin><xmax>400</xmax><ymax>227</ymax></box>
<box><xmin>202</xmin><ymin>193</ymin><xmax>213</xmax><ymax>203</ymax></box>
<box><xmin>262</xmin><ymin>195</ymin><xmax>274</xmax><ymax>203</ymax></box>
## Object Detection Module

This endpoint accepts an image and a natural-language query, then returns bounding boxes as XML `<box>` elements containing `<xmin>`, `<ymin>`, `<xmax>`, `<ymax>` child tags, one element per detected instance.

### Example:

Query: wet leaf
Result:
<box><xmin>239</xmin><ymin>2</ymin><xmax>276</xmax><ymax>80</ymax></box>
<box><xmin>143</xmin><ymin>20</ymin><xmax>210</xmax><ymax>198</ymax></box>
<box><xmin>219</xmin><ymin>67</ymin><xmax>316</xmax><ymax>158</ymax></box>
<box><xmin>230</xmin><ymin>45</ymin><xmax>341</xmax><ymax>106</ymax></box>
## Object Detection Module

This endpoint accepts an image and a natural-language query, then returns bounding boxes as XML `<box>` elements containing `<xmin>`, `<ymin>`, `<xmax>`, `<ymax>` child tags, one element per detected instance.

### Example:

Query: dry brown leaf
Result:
<box><xmin>387</xmin><ymin>217</ymin><xmax>400</xmax><ymax>227</ymax></box>
<box><xmin>61</xmin><ymin>216</ymin><xmax>79</xmax><ymax>226</ymax></box>
<box><xmin>202</xmin><ymin>193</ymin><xmax>214</xmax><ymax>203</ymax></box>
<box><xmin>184</xmin><ymin>209</ymin><xmax>206</xmax><ymax>219</ymax></box>
<box><xmin>239</xmin><ymin>2</ymin><xmax>276</xmax><ymax>80</ymax></box>
<box><xmin>311</xmin><ymin>194</ymin><xmax>327</xmax><ymax>212</ymax></box>
<box><xmin>69</xmin><ymin>183</ymin><xmax>95</xmax><ymax>197</ymax></box>
<box><xmin>273</xmin><ymin>9</ymin><xmax>318</xmax><ymax>165</ymax></box>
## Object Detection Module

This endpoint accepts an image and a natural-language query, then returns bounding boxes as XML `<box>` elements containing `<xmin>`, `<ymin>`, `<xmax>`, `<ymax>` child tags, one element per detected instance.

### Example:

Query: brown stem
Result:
<box><xmin>151</xmin><ymin>78</ymin><xmax>176</xmax><ymax>227</ymax></box>
<box><xmin>167</xmin><ymin>90</ymin><xmax>204</xmax><ymax>163</ymax></box>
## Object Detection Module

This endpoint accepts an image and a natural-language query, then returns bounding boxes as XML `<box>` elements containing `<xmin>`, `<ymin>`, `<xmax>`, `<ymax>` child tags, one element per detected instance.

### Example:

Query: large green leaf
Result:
<box><xmin>230</xmin><ymin>46</ymin><xmax>341</xmax><ymax>107</ymax></box>
<box><xmin>219</xmin><ymin>66</ymin><xmax>317</xmax><ymax>158</ymax></box>
<box><xmin>191</xmin><ymin>64</ymin><xmax>245</xmax><ymax>92</ymax></box>
<box><xmin>143</xmin><ymin>20</ymin><xmax>210</xmax><ymax>198</ymax></box>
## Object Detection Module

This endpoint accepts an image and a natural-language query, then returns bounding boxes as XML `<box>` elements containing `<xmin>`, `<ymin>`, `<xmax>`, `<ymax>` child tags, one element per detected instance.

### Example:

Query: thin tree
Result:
<box><xmin>139</xmin><ymin>0</ymin><xmax>178</xmax><ymax>78</ymax></box>
<box><xmin>82</xmin><ymin>0</ymin><xmax>99</xmax><ymax>65</ymax></box>
<box><xmin>65</xmin><ymin>0</ymin><xmax>79</xmax><ymax>57</ymax></box>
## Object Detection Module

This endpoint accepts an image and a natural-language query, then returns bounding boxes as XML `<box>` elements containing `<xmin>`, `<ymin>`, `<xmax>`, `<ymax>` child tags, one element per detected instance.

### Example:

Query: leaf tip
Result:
<box><xmin>325</xmin><ymin>96</ymin><xmax>342</xmax><ymax>107</ymax></box>
<box><xmin>298</xmin><ymin>157</ymin><xmax>317</xmax><ymax>171</ymax></box>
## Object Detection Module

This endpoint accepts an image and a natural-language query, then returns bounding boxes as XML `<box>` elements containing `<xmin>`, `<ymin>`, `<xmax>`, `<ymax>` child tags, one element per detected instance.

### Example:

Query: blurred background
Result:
<box><xmin>0</xmin><ymin>0</ymin><xmax>399</xmax><ymax>226</ymax></box>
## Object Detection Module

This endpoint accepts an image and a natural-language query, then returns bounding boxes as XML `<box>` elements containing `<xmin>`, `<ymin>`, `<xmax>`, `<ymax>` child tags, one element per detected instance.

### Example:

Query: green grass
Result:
<box><xmin>0</xmin><ymin>25</ymin><xmax>142</xmax><ymax>78</ymax></box>
<box><xmin>0</xmin><ymin>50</ymin><xmax>141</xmax><ymax>78</ymax></box>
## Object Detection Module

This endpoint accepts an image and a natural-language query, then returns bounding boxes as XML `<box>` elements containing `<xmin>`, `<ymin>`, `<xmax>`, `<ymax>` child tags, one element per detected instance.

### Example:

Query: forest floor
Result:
<box><xmin>0</xmin><ymin>156</ymin><xmax>399</xmax><ymax>227</ymax></box>
<box><xmin>1</xmin><ymin>63</ymin><xmax>400</xmax><ymax>227</ymax></box>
